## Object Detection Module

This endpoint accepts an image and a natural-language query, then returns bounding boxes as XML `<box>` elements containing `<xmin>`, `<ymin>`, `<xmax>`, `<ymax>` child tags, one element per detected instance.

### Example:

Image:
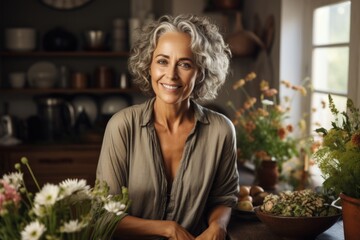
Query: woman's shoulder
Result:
<box><xmin>107</xmin><ymin>99</ymin><xmax>152</xmax><ymax>127</ymax></box>
<box><xmin>199</xmin><ymin>105</ymin><xmax>235</xmax><ymax>131</ymax></box>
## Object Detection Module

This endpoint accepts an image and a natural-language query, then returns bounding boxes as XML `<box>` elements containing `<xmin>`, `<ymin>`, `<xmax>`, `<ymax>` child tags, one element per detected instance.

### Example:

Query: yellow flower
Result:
<box><xmin>260</xmin><ymin>80</ymin><xmax>269</xmax><ymax>91</ymax></box>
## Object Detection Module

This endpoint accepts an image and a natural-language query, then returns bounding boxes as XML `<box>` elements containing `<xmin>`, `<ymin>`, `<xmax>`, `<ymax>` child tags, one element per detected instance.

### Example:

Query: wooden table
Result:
<box><xmin>227</xmin><ymin>213</ymin><xmax>344</xmax><ymax>240</ymax></box>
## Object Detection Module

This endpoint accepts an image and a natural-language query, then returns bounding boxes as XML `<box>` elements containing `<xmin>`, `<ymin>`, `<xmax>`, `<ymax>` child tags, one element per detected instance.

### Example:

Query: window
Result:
<box><xmin>309</xmin><ymin>0</ymin><xmax>351</xmax><ymax>132</ymax></box>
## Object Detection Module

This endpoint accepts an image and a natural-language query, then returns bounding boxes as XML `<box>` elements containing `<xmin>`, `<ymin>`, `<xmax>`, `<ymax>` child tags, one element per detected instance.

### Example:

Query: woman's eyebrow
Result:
<box><xmin>154</xmin><ymin>54</ymin><xmax>194</xmax><ymax>63</ymax></box>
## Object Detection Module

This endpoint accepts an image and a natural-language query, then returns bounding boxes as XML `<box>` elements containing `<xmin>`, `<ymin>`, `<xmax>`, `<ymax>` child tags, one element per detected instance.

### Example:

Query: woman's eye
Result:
<box><xmin>178</xmin><ymin>62</ymin><xmax>192</xmax><ymax>69</ymax></box>
<box><xmin>157</xmin><ymin>59</ymin><xmax>168</xmax><ymax>65</ymax></box>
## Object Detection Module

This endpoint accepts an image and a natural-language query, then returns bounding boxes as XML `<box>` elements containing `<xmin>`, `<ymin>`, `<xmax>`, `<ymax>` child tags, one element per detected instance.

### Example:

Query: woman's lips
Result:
<box><xmin>161</xmin><ymin>83</ymin><xmax>181</xmax><ymax>90</ymax></box>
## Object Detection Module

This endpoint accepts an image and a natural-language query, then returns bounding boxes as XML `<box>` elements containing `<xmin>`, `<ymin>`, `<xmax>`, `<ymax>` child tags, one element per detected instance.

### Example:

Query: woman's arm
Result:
<box><xmin>195</xmin><ymin>205</ymin><xmax>231</xmax><ymax>240</ymax></box>
<box><xmin>114</xmin><ymin>215</ymin><xmax>195</xmax><ymax>240</ymax></box>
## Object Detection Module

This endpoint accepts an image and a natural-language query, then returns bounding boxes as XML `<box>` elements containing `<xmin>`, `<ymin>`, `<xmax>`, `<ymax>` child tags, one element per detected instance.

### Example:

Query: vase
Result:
<box><xmin>340</xmin><ymin>193</ymin><xmax>360</xmax><ymax>240</ymax></box>
<box><xmin>256</xmin><ymin>160</ymin><xmax>279</xmax><ymax>190</ymax></box>
<box><xmin>225</xmin><ymin>12</ymin><xmax>263</xmax><ymax>57</ymax></box>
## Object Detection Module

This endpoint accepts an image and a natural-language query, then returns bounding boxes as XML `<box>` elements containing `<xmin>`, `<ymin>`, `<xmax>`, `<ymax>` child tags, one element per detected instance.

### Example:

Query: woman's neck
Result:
<box><xmin>153</xmin><ymin>98</ymin><xmax>194</xmax><ymax>133</ymax></box>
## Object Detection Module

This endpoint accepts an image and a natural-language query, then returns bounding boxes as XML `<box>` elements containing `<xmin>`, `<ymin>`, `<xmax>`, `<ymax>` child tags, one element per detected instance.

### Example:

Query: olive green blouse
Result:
<box><xmin>96</xmin><ymin>98</ymin><xmax>239</xmax><ymax>236</ymax></box>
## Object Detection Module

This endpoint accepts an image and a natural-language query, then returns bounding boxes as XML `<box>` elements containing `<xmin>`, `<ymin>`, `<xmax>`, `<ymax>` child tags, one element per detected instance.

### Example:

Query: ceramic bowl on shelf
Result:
<box><xmin>5</xmin><ymin>28</ymin><xmax>36</xmax><ymax>51</ymax></box>
<box><xmin>254</xmin><ymin>207</ymin><xmax>342</xmax><ymax>239</ymax></box>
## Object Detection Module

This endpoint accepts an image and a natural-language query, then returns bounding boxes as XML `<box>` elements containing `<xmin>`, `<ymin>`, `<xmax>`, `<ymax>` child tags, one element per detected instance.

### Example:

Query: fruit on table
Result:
<box><xmin>239</xmin><ymin>185</ymin><xmax>250</xmax><ymax>198</ymax></box>
<box><xmin>237</xmin><ymin>200</ymin><xmax>254</xmax><ymax>211</ymax></box>
<box><xmin>250</xmin><ymin>185</ymin><xmax>264</xmax><ymax>197</ymax></box>
<box><xmin>236</xmin><ymin>185</ymin><xmax>269</xmax><ymax>211</ymax></box>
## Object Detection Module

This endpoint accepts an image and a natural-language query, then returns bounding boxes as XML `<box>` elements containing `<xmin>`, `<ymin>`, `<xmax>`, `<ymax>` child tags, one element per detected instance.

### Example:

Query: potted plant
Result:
<box><xmin>228</xmin><ymin>72</ymin><xmax>309</xmax><ymax>189</ymax></box>
<box><xmin>313</xmin><ymin>95</ymin><xmax>360</xmax><ymax>239</ymax></box>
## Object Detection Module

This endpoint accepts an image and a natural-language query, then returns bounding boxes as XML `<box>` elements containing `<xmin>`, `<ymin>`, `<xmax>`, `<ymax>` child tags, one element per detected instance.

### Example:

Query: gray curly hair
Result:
<box><xmin>128</xmin><ymin>14</ymin><xmax>231</xmax><ymax>102</ymax></box>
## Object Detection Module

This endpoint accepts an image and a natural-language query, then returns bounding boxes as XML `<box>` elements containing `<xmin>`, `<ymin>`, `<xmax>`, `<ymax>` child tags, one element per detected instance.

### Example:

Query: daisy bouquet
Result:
<box><xmin>0</xmin><ymin>157</ymin><xmax>130</xmax><ymax>240</ymax></box>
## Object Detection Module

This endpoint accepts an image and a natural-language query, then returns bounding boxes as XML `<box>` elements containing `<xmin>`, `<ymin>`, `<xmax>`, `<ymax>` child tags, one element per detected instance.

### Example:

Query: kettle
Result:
<box><xmin>35</xmin><ymin>97</ymin><xmax>75</xmax><ymax>141</ymax></box>
<box><xmin>0</xmin><ymin>115</ymin><xmax>15</xmax><ymax>137</ymax></box>
<box><xmin>0</xmin><ymin>115</ymin><xmax>22</xmax><ymax>145</ymax></box>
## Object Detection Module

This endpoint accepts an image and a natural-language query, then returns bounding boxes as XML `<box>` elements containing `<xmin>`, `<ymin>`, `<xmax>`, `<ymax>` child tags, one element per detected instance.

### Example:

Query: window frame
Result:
<box><xmin>302</xmin><ymin>0</ymin><xmax>360</xmax><ymax>132</ymax></box>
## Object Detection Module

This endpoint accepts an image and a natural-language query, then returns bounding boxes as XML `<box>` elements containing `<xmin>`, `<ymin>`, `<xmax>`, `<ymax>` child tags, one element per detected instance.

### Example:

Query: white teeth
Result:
<box><xmin>162</xmin><ymin>83</ymin><xmax>179</xmax><ymax>90</ymax></box>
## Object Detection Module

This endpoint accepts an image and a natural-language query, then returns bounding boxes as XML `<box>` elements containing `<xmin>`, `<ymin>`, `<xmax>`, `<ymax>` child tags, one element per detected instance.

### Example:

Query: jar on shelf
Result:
<box><xmin>112</xmin><ymin>18</ymin><xmax>127</xmax><ymax>51</ymax></box>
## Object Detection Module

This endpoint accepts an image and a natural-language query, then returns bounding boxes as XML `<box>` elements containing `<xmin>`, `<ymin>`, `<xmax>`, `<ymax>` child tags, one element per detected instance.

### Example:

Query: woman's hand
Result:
<box><xmin>166</xmin><ymin>221</ymin><xmax>195</xmax><ymax>240</ymax></box>
<box><xmin>195</xmin><ymin>222</ymin><xmax>227</xmax><ymax>240</ymax></box>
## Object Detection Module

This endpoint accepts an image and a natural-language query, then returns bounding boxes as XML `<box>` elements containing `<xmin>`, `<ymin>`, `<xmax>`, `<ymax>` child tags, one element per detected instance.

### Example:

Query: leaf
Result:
<box><xmin>315</xmin><ymin>127</ymin><xmax>328</xmax><ymax>135</ymax></box>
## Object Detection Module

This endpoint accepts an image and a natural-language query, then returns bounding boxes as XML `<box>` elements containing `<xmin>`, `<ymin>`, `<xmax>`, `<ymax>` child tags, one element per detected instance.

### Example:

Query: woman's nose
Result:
<box><xmin>166</xmin><ymin>65</ymin><xmax>179</xmax><ymax>80</ymax></box>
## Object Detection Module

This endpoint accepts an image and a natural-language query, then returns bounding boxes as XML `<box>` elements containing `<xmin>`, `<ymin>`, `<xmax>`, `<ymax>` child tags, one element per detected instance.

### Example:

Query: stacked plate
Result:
<box><xmin>27</xmin><ymin>61</ymin><xmax>58</xmax><ymax>88</ymax></box>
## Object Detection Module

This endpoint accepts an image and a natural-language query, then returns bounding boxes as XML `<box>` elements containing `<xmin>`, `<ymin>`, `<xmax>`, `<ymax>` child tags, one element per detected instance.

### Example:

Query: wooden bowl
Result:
<box><xmin>254</xmin><ymin>207</ymin><xmax>342</xmax><ymax>239</ymax></box>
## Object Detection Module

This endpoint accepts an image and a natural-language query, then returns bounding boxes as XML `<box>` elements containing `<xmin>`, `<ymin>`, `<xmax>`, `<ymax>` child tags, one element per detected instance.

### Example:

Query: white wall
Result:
<box><xmin>280</xmin><ymin>0</ymin><xmax>306</xmax><ymax>129</ymax></box>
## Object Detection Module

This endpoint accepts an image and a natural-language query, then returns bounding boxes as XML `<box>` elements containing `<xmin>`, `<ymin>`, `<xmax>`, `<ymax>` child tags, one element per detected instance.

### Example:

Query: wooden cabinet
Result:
<box><xmin>0</xmin><ymin>144</ymin><xmax>101</xmax><ymax>191</ymax></box>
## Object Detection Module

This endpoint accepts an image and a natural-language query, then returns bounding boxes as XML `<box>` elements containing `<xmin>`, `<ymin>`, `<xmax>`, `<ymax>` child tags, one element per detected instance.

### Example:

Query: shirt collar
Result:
<box><xmin>140</xmin><ymin>98</ymin><xmax>209</xmax><ymax>127</ymax></box>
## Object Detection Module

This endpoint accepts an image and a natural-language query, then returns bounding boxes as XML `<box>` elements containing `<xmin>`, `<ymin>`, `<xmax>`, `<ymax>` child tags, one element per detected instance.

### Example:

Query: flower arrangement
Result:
<box><xmin>228</xmin><ymin>72</ymin><xmax>310</xmax><ymax>173</ymax></box>
<box><xmin>0</xmin><ymin>157</ymin><xmax>130</xmax><ymax>240</ymax></box>
<box><xmin>313</xmin><ymin>95</ymin><xmax>360</xmax><ymax>199</ymax></box>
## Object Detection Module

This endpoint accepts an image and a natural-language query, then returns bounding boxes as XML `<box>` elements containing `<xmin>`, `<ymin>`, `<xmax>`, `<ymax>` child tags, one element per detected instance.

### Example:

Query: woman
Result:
<box><xmin>96</xmin><ymin>14</ymin><xmax>239</xmax><ymax>240</ymax></box>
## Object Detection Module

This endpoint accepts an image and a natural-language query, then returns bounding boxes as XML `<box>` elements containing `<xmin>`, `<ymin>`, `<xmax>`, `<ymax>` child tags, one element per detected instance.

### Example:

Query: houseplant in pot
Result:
<box><xmin>313</xmin><ymin>95</ymin><xmax>360</xmax><ymax>239</ymax></box>
<box><xmin>228</xmin><ymin>72</ymin><xmax>309</xmax><ymax>190</ymax></box>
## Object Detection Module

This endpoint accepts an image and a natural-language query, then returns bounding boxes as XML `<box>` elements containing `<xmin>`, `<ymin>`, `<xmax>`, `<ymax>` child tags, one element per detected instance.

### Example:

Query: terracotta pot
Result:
<box><xmin>214</xmin><ymin>0</ymin><xmax>243</xmax><ymax>10</ymax></box>
<box><xmin>256</xmin><ymin>160</ymin><xmax>279</xmax><ymax>190</ymax></box>
<box><xmin>340</xmin><ymin>193</ymin><xmax>360</xmax><ymax>240</ymax></box>
<box><xmin>226</xmin><ymin>12</ymin><xmax>264</xmax><ymax>57</ymax></box>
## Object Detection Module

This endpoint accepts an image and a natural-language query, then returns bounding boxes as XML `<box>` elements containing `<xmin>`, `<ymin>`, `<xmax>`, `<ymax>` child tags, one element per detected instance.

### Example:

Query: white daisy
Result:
<box><xmin>104</xmin><ymin>201</ymin><xmax>126</xmax><ymax>215</ymax></box>
<box><xmin>21</xmin><ymin>220</ymin><xmax>46</xmax><ymax>240</ymax></box>
<box><xmin>58</xmin><ymin>179</ymin><xmax>91</xmax><ymax>200</ymax></box>
<box><xmin>262</xmin><ymin>99</ymin><xmax>274</xmax><ymax>105</ymax></box>
<box><xmin>34</xmin><ymin>183</ymin><xmax>60</xmax><ymax>206</ymax></box>
<box><xmin>3</xmin><ymin>172</ymin><xmax>23</xmax><ymax>189</ymax></box>
<box><xmin>59</xmin><ymin>219</ymin><xmax>87</xmax><ymax>233</ymax></box>
<box><xmin>32</xmin><ymin>204</ymin><xmax>46</xmax><ymax>217</ymax></box>
<box><xmin>59</xmin><ymin>179</ymin><xmax>89</xmax><ymax>196</ymax></box>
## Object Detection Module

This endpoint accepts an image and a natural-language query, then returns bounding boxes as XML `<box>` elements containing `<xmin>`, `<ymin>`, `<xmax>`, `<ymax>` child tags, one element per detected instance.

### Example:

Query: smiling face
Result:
<box><xmin>150</xmin><ymin>31</ymin><xmax>198</xmax><ymax>106</ymax></box>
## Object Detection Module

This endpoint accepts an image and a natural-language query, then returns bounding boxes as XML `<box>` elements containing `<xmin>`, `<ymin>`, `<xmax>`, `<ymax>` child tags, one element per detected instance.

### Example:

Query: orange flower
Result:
<box><xmin>263</xmin><ymin>88</ymin><xmax>278</xmax><ymax>97</ymax></box>
<box><xmin>274</xmin><ymin>105</ymin><xmax>284</xmax><ymax>113</ymax></box>
<box><xmin>243</xmin><ymin>97</ymin><xmax>257</xmax><ymax>110</ymax></box>
<box><xmin>255</xmin><ymin>150</ymin><xmax>271</xmax><ymax>161</ymax></box>
<box><xmin>257</xmin><ymin>108</ymin><xmax>269</xmax><ymax>117</ymax></box>
<box><xmin>351</xmin><ymin>133</ymin><xmax>360</xmax><ymax>148</ymax></box>
<box><xmin>245</xmin><ymin>72</ymin><xmax>256</xmax><ymax>81</ymax></box>
<box><xmin>321</xmin><ymin>100</ymin><xmax>326</xmax><ymax>109</ymax></box>
<box><xmin>286</xmin><ymin>124</ymin><xmax>294</xmax><ymax>133</ymax></box>
<box><xmin>235</xmin><ymin>108</ymin><xmax>244</xmax><ymax>118</ymax></box>
<box><xmin>277</xmin><ymin>127</ymin><xmax>287</xmax><ymax>140</ymax></box>
<box><xmin>281</xmin><ymin>80</ymin><xmax>292</xmax><ymax>88</ymax></box>
<box><xmin>245</xmin><ymin>121</ymin><xmax>256</xmax><ymax>133</ymax></box>
<box><xmin>233</xmin><ymin>79</ymin><xmax>245</xmax><ymax>90</ymax></box>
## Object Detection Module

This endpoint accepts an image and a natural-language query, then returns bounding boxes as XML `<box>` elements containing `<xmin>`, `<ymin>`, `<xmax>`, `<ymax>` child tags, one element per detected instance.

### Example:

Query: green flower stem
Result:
<box><xmin>21</xmin><ymin>157</ymin><xmax>41</xmax><ymax>191</ymax></box>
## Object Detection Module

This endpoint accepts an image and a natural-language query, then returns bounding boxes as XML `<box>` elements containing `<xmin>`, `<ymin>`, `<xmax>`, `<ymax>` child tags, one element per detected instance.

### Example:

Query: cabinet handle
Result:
<box><xmin>38</xmin><ymin>158</ymin><xmax>73</xmax><ymax>164</ymax></box>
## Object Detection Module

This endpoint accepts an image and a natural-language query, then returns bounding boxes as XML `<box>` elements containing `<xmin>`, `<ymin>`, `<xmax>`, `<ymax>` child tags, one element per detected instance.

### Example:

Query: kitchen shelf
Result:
<box><xmin>0</xmin><ymin>51</ymin><xmax>129</xmax><ymax>58</ymax></box>
<box><xmin>0</xmin><ymin>87</ymin><xmax>141</xmax><ymax>95</ymax></box>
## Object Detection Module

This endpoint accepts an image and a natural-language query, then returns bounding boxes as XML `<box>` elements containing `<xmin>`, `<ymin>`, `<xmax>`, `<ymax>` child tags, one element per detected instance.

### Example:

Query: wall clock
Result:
<box><xmin>40</xmin><ymin>0</ymin><xmax>93</xmax><ymax>10</ymax></box>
